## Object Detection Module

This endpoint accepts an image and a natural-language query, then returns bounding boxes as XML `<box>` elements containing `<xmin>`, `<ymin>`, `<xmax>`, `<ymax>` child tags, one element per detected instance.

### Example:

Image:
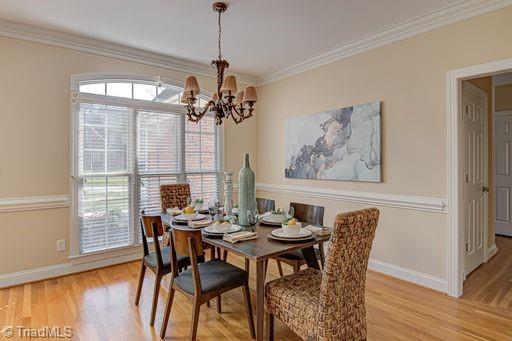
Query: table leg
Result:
<box><xmin>256</xmin><ymin>259</ymin><xmax>265</xmax><ymax>341</ymax></box>
<box><xmin>301</xmin><ymin>246</ymin><xmax>320</xmax><ymax>270</ymax></box>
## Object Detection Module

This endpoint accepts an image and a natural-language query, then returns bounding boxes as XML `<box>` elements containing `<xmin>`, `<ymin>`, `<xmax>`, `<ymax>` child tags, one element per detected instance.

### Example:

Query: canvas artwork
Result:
<box><xmin>285</xmin><ymin>101</ymin><xmax>381</xmax><ymax>182</ymax></box>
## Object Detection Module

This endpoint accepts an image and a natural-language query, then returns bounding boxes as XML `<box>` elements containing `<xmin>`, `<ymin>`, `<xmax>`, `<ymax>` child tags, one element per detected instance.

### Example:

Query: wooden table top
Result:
<box><xmin>161</xmin><ymin>213</ymin><xmax>331</xmax><ymax>261</ymax></box>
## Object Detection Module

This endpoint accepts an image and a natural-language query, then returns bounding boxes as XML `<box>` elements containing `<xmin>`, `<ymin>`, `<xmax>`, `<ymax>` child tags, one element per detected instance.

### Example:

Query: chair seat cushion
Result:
<box><xmin>144</xmin><ymin>247</ymin><xmax>191</xmax><ymax>271</ymax></box>
<box><xmin>276</xmin><ymin>247</ymin><xmax>322</xmax><ymax>262</ymax></box>
<box><xmin>174</xmin><ymin>259</ymin><xmax>248</xmax><ymax>295</ymax></box>
<box><xmin>265</xmin><ymin>268</ymin><xmax>322</xmax><ymax>339</ymax></box>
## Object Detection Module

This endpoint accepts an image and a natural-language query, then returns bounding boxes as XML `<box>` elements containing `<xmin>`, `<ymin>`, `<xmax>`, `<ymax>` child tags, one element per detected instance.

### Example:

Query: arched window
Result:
<box><xmin>71</xmin><ymin>75</ymin><xmax>222</xmax><ymax>255</ymax></box>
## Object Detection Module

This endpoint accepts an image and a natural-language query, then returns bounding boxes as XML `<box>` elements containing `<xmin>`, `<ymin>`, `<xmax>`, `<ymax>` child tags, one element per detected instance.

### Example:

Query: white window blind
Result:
<box><xmin>138</xmin><ymin>111</ymin><xmax>182</xmax><ymax>214</ymax></box>
<box><xmin>73</xmin><ymin>78</ymin><xmax>223</xmax><ymax>255</ymax></box>
<box><xmin>77</xmin><ymin>103</ymin><xmax>134</xmax><ymax>253</ymax></box>
<box><xmin>185</xmin><ymin>116</ymin><xmax>221</xmax><ymax>207</ymax></box>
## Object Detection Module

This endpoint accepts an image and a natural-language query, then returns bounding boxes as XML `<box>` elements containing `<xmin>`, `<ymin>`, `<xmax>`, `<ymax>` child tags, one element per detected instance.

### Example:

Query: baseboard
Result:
<box><xmin>1</xmin><ymin>251</ymin><xmax>447</xmax><ymax>292</ymax></box>
<box><xmin>485</xmin><ymin>244</ymin><xmax>498</xmax><ymax>262</ymax></box>
<box><xmin>368</xmin><ymin>259</ymin><xmax>447</xmax><ymax>293</ymax></box>
<box><xmin>0</xmin><ymin>250</ymin><xmax>141</xmax><ymax>288</ymax></box>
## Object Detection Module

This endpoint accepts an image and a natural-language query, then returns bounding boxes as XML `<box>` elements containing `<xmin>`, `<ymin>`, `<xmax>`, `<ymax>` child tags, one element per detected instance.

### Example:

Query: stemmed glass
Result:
<box><xmin>247</xmin><ymin>209</ymin><xmax>259</xmax><ymax>232</ymax></box>
<box><xmin>283</xmin><ymin>206</ymin><xmax>295</xmax><ymax>221</ymax></box>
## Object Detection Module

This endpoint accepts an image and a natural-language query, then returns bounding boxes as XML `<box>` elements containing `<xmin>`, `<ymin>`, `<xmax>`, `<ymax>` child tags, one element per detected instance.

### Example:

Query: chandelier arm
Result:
<box><xmin>230</xmin><ymin>104</ymin><xmax>253</xmax><ymax>120</ymax></box>
<box><xmin>186</xmin><ymin>101</ymin><xmax>215</xmax><ymax>123</ymax></box>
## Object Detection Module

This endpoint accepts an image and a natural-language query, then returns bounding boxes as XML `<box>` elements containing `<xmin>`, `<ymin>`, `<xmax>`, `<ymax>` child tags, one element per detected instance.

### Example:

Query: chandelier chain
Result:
<box><xmin>218</xmin><ymin>9</ymin><xmax>222</xmax><ymax>60</ymax></box>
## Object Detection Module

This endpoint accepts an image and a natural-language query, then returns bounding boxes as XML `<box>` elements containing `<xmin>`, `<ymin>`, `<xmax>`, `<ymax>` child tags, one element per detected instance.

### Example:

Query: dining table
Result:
<box><xmin>161</xmin><ymin>213</ymin><xmax>331</xmax><ymax>341</ymax></box>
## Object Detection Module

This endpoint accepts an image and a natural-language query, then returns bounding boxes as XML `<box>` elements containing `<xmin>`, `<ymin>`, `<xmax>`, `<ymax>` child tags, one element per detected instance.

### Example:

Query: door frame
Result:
<box><xmin>446</xmin><ymin>57</ymin><xmax>512</xmax><ymax>297</ymax></box>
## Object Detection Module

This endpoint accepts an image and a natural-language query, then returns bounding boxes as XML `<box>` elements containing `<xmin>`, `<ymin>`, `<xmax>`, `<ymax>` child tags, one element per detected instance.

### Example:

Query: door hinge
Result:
<box><xmin>466</xmin><ymin>174</ymin><xmax>469</xmax><ymax>183</ymax></box>
<box><xmin>466</xmin><ymin>242</ymin><xmax>469</xmax><ymax>252</ymax></box>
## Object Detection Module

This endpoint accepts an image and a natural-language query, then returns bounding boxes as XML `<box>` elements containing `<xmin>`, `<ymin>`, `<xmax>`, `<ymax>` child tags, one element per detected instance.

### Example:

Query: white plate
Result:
<box><xmin>260</xmin><ymin>216</ymin><xmax>282</xmax><ymax>226</ymax></box>
<box><xmin>204</xmin><ymin>224</ymin><xmax>242</xmax><ymax>235</ymax></box>
<box><xmin>267</xmin><ymin>233</ymin><xmax>315</xmax><ymax>242</ymax></box>
<box><xmin>271</xmin><ymin>228</ymin><xmax>312</xmax><ymax>239</ymax></box>
<box><xmin>174</xmin><ymin>213</ymin><xmax>207</xmax><ymax>222</ymax></box>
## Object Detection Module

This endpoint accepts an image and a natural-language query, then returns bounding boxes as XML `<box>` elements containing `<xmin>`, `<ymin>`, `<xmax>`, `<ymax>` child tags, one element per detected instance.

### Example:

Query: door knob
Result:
<box><xmin>482</xmin><ymin>186</ymin><xmax>490</xmax><ymax>192</ymax></box>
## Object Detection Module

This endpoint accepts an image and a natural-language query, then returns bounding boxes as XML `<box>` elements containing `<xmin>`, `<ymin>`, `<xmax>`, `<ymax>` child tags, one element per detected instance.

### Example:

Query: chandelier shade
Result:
<box><xmin>183</xmin><ymin>2</ymin><xmax>257</xmax><ymax>125</ymax></box>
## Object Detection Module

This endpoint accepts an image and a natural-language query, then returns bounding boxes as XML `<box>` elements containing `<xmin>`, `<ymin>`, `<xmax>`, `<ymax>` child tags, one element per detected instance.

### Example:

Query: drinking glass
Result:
<box><xmin>247</xmin><ymin>209</ymin><xmax>259</xmax><ymax>232</ymax></box>
<box><xmin>283</xmin><ymin>206</ymin><xmax>295</xmax><ymax>220</ymax></box>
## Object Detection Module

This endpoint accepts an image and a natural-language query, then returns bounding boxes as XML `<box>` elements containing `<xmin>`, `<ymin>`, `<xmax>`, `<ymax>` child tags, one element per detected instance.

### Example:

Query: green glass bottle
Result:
<box><xmin>238</xmin><ymin>153</ymin><xmax>256</xmax><ymax>226</ymax></box>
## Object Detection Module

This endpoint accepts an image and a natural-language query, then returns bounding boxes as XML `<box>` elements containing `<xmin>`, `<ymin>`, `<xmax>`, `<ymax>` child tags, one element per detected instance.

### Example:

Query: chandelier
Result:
<box><xmin>182</xmin><ymin>2</ymin><xmax>257</xmax><ymax>125</ymax></box>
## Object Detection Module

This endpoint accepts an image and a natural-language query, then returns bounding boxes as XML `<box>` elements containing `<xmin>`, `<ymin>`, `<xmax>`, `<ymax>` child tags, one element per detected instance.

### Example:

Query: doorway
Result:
<box><xmin>446</xmin><ymin>58</ymin><xmax>512</xmax><ymax>298</ymax></box>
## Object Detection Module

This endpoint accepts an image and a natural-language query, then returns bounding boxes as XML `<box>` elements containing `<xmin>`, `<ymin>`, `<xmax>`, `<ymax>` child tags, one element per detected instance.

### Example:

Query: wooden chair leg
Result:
<box><xmin>190</xmin><ymin>298</ymin><xmax>201</xmax><ymax>341</ymax></box>
<box><xmin>222</xmin><ymin>249</ymin><xmax>228</xmax><ymax>261</ymax></box>
<box><xmin>245</xmin><ymin>258</ymin><xmax>250</xmax><ymax>272</ymax></box>
<box><xmin>276</xmin><ymin>260</ymin><xmax>284</xmax><ymax>277</ymax></box>
<box><xmin>319</xmin><ymin>243</ymin><xmax>325</xmax><ymax>269</ymax></box>
<box><xmin>150</xmin><ymin>272</ymin><xmax>163</xmax><ymax>326</ymax></box>
<box><xmin>216</xmin><ymin>295</ymin><xmax>222</xmax><ymax>313</ymax></box>
<box><xmin>210</xmin><ymin>247</ymin><xmax>216</xmax><ymax>260</ymax></box>
<box><xmin>266</xmin><ymin>312</ymin><xmax>274</xmax><ymax>340</ymax></box>
<box><xmin>243</xmin><ymin>282</ymin><xmax>255</xmax><ymax>338</ymax></box>
<box><xmin>160</xmin><ymin>279</ymin><xmax>175</xmax><ymax>339</ymax></box>
<box><xmin>134</xmin><ymin>261</ymin><xmax>146</xmax><ymax>306</ymax></box>
<box><xmin>293</xmin><ymin>263</ymin><xmax>300</xmax><ymax>274</ymax></box>
<box><xmin>264</xmin><ymin>260</ymin><xmax>269</xmax><ymax>279</ymax></box>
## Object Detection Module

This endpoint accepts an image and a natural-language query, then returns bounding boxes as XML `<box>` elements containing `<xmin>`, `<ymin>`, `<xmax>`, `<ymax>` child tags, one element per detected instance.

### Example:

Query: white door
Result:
<box><xmin>462</xmin><ymin>81</ymin><xmax>488</xmax><ymax>276</ymax></box>
<box><xmin>494</xmin><ymin>110</ymin><xmax>512</xmax><ymax>237</ymax></box>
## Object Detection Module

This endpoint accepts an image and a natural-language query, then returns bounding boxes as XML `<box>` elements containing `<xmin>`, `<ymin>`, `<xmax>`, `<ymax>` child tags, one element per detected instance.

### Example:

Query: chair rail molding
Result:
<box><xmin>0</xmin><ymin>195</ymin><xmax>70</xmax><ymax>213</ymax></box>
<box><xmin>255</xmin><ymin>183</ymin><xmax>446</xmax><ymax>213</ymax></box>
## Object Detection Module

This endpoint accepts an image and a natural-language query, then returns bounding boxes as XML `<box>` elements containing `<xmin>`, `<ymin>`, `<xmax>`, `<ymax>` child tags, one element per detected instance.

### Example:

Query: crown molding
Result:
<box><xmin>257</xmin><ymin>0</ymin><xmax>512</xmax><ymax>86</ymax></box>
<box><xmin>0</xmin><ymin>19</ymin><xmax>258</xmax><ymax>86</ymax></box>
<box><xmin>0</xmin><ymin>1</ymin><xmax>510</xmax><ymax>87</ymax></box>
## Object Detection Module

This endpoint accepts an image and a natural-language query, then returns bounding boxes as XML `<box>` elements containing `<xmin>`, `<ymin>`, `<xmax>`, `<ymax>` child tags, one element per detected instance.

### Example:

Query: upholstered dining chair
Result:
<box><xmin>160</xmin><ymin>183</ymin><xmax>191</xmax><ymax>212</ymax></box>
<box><xmin>265</xmin><ymin>208</ymin><xmax>380</xmax><ymax>340</ymax></box>
<box><xmin>134</xmin><ymin>211</ymin><xmax>199</xmax><ymax>327</ymax></box>
<box><xmin>160</xmin><ymin>227</ymin><xmax>255</xmax><ymax>340</ymax></box>
<box><xmin>256</xmin><ymin>197</ymin><xmax>276</xmax><ymax>214</ymax></box>
<box><xmin>273</xmin><ymin>202</ymin><xmax>325</xmax><ymax>275</ymax></box>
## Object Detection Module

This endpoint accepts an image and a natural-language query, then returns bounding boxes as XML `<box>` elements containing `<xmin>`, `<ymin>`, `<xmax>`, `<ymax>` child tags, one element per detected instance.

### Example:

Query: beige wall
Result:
<box><xmin>256</xmin><ymin>6</ymin><xmax>512</xmax><ymax>279</ymax></box>
<box><xmin>495</xmin><ymin>84</ymin><xmax>512</xmax><ymax>111</ymax></box>
<box><xmin>467</xmin><ymin>77</ymin><xmax>494</xmax><ymax>249</ymax></box>
<box><xmin>0</xmin><ymin>36</ymin><xmax>258</xmax><ymax>274</ymax></box>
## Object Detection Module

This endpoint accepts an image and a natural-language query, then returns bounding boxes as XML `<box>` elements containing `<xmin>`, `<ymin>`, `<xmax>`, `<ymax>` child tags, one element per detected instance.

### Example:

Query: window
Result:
<box><xmin>72</xmin><ymin>77</ymin><xmax>221</xmax><ymax>254</ymax></box>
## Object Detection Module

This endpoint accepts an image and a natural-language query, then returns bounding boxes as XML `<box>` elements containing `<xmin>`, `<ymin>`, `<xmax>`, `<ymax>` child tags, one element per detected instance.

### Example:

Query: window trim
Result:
<box><xmin>69</xmin><ymin>74</ymin><xmax>224</xmax><ymax>258</ymax></box>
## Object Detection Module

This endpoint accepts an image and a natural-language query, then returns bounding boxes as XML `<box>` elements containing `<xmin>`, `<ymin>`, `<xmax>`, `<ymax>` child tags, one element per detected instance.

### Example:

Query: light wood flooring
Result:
<box><xmin>1</xmin><ymin>253</ymin><xmax>512</xmax><ymax>340</ymax></box>
<box><xmin>463</xmin><ymin>235</ymin><xmax>512</xmax><ymax>309</ymax></box>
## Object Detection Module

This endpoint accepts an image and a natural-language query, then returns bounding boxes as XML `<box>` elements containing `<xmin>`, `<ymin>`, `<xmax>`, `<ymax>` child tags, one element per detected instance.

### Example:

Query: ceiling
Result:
<box><xmin>0</xmin><ymin>0</ymin><xmax>463</xmax><ymax>77</ymax></box>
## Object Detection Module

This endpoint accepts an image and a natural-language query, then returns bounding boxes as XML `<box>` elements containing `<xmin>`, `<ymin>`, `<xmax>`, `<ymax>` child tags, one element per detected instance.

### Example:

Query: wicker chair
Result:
<box><xmin>265</xmin><ymin>208</ymin><xmax>380</xmax><ymax>340</ymax></box>
<box><xmin>160</xmin><ymin>183</ymin><xmax>191</xmax><ymax>211</ymax></box>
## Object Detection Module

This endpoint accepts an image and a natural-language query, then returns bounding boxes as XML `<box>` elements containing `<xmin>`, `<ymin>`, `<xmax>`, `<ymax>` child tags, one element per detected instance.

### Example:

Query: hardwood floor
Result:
<box><xmin>1</xmin><ymin>254</ymin><xmax>512</xmax><ymax>340</ymax></box>
<box><xmin>463</xmin><ymin>235</ymin><xmax>512</xmax><ymax>309</ymax></box>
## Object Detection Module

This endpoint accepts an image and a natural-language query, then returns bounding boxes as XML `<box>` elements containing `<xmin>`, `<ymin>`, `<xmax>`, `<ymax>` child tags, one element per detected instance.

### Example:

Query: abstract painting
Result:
<box><xmin>285</xmin><ymin>101</ymin><xmax>381</xmax><ymax>182</ymax></box>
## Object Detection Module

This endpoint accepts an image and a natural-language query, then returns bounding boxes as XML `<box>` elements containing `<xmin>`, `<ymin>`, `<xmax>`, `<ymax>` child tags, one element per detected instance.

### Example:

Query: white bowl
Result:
<box><xmin>270</xmin><ymin>213</ymin><xmax>283</xmax><ymax>221</ymax></box>
<box><xmin>282</xmin><ymin>222</ymin><xmax>302</xmax><ymax>236</ymax></box>
<box><xmin>183</xmin><ymin>211</ymin><xmax>198</xmax><ymax>220</ymax></box>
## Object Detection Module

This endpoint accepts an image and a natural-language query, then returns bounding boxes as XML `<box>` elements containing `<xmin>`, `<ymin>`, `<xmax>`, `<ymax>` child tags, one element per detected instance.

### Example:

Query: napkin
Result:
<box><xmin>188</xmin><ymin>219</ymin><xmax>212</xmax><ymax>229</ymax></box>
<box><xmin>223</xmin><ymin>231</ymin><xmax>258</xmax><ymax>243</ymax></box>
<box><xmin>166</xmin><ymin>207</ymin><xmax>182</xmax><ymax>216</ymax></box>
<box><xmin>305</xmin><ymin>225</ymin><xmax>331</xmax><ymax>236</ymax></box>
